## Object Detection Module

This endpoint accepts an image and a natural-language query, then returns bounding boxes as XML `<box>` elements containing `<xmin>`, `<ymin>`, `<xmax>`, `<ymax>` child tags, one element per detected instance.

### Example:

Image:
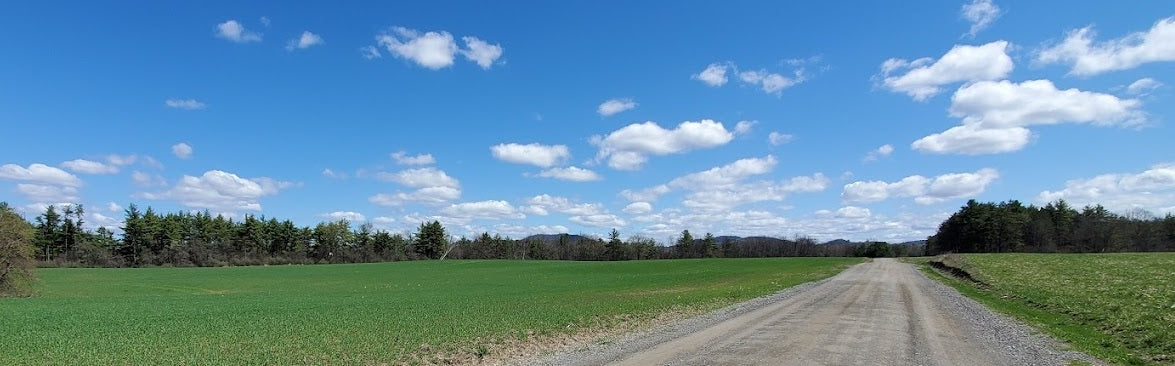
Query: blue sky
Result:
<box><xmin>1</xmin><ymin>1</ymin><xmax>1172</xmax><ymax>242</ymax></box>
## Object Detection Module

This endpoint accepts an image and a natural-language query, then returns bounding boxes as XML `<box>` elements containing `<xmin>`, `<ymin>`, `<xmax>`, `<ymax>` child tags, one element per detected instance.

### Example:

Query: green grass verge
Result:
<box><xmin>0</xmin><ymin>258</ymin><xmax>859</xmax><ymax>364</ymax></box>
<box><xmin>911</xmin><ymin>253</ymin><xmax>1175</xmax><ymax>365</ymax></box>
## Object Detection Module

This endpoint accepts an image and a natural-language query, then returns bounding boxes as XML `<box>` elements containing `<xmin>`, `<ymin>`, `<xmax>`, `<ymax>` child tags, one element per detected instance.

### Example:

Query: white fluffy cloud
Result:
<box><xmin>738</xmin><ymin>69</ymin><xmax>802</xmax><ymax>94</ymax></box>
<box><xmin>377</xmin><ymin>167</ymin><xmax>459</xmax><ymax>188</ymax></box>
<box><xmin>460</xmin><ymin>36</ymin><xmax>504</xmax><ymax>69</ymax></box>
<box><xmin>490</xmin><ymin>143</ymin><xmax>570</xmax><ymax>168</ymax></box>
<box><xmin>1038</xmin><ymin>163</ymin><xmax>1175</xmax><ymax>215</ymax></box>
<box><xmin>140</xmin><ymin>170</ymin><xmax>291</xmax><ymax>211</ymax></box>
<box><xmin>1127</xmin><ymin>78</ymin><xmax>1163</xmax><ymax>95</ymax></box>
<box><xmin>961</xmin><ymin>0</ymin><xmax>1002</xmax><ymax>37</ymax></box>
<box><xmin>286</xmin><ymin>31</ymin><xmax>324</xmax><ymax>51</ymax></box>
<box><xmin>369</xmin><ymin>187</ymin><xmax>461</xmax><ymax>206</ymax></box>
<box><xmin>863</xmin><ymin>144</ymin><xmax>895</xmax><ymax>162</ymax></box>
<box><xmin>768</xmin><ymin>132</ymin><xmax>794</xmax><ymax>146</ymax></box>
<box><xmin>597</xmin><ymin>98</ymin><xmax>638</xmax><ymax>117</ymax></box>
<box><xmin>668</xmin><ymin>155</ymin><xmax>778</xmax><ymax>190</ymax></box>
<box><xmin>570</xmin><ymin>214</ymin><xmax>626</xmax><ymax>228</ymax></box>
<box><xmin>172</xmin><ymin>142</ymin><xmax>194</xmax><ymax>159</ymax></box>
<box><xmin>913</xmin><ymin>79</ymin><xmax>1145</xmax><ymax>154</ymax></box>
<box><xmin>592</xmin><ymin>120</ymin><xmax>735</xmax><ymax>170</ymax></box>
<box><xmin>441</xmin><ymin>200</ymin><xmax>524</xmax><ymax>220</ymax></box>
<box><xmin>1037</xmin><ymin>17</ymin><xmax>1175</xmax><ymax>76</ymax></box>
<box><xmin>692</xmin><ymin>63</ymin><xmax>729</xmax><ymax>87</ymax></box>
<box><xmin>15</xmin><ymin>184</ymin><xmax>80</xmax><ymax>203</ymax></box>
<box><xmin>165</xmin><ymin>99</ymin><xmax>205</xmax><ymax>110</ymax></box>
<box><xmin>524</xmin><ymin>194</ymin><xmax>605</xmax><ymax>217</ymax></box>
<box><xmin>682</xmin><ymin>174</ymin><xmax>829</xmax><ymax>212</ymax></box>
<box><xmin>61</xmin><ymin>159</ymin><xmax>119</xmax><ymax>174</ymax></box>
<box><xmin>535</xmin><ymin>166</ymin><xmax>602</xmax><ymax>182</ymax></box>
<box><xmin>391</xmin><ymin>151</ymin><xmax>435</xmax><ymax>165</ymax></box>
<box><xmin>879</xmin><ymin>41</ymin><xmax>1013</xmax><ymax>101</ymax></box>
<box><xmin>320</xmin><ymin>211</ymin><xmax>366</xmax><ymax>222</ymax></box>
<box><xmin>371</xmin><ymin>167</ymin><xmax>461</xmax><ymax>206</ymax></box>
<box><xmin>215</xmin><ymin>20</ymin><xmax>262</xmax><ymax>43</ymax></box>
<box><xmin>0</xmin><ymin>163</ymin><xmax>82</xmax><ymax>187</ymax></box>
<box><xmin>618</xmin><ymin>155</ymin><xmax>826</xmax><ymax>213</ymax></box>
<box><xmin>842</xmin><ymin>168</ymin><xmax>999</xmax><ymax>205</ymax></box>
<box><xmin>623</xmin><ymin>202</ymin><xmax>653</xmax><ymax>215</ymax></box>
<box><xmin>835</xmin><ymin>206</ymin><xmax>872</xmax><ymax>219</ymax></box>
<box><xmin>377</xmin><ymin>27</ymin><xmax>457</xmax><ymax>69</ymax></box>
<box><xmin>376</xmin><ymin>27</ymin><xmax>502</xmax><ymax>70</ymax></box>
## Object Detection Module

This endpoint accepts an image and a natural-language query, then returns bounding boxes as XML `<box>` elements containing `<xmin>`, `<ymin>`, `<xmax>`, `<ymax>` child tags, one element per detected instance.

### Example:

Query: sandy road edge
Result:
<box><xmin>503</xmin><ymin>268</ymin><xmax>852</xmax><ymax>366</ymax></box>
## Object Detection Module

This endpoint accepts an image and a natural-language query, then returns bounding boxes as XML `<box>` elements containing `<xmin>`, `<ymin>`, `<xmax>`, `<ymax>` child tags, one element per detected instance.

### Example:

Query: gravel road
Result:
<box><xmin>521</xmin><ymin>258</ymin><xmax>1097</xmax><ymax>366</ymax></box>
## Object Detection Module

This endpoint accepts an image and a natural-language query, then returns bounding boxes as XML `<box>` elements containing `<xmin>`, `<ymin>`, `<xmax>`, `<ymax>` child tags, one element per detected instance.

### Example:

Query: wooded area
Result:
<box><xmin>927</xmin><ymin>199</ymin><xmax>1175</xmax><ymax>254</ymax></box>
<box><xmin>6</xmin><ymin>202</ymin><xmax>921</xmax><ymax>268</ymax></box>
<box><xmin>5</xmin><ymin>198</ymin><xmax>1172</xmax><ymax>271</ymax></box>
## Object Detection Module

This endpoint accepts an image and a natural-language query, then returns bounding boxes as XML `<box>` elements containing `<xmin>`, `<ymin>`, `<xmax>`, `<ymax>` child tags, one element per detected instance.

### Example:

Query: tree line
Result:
<box><xmin>927</xmin><ymin>199</ymin><xmax>1175</xmax><ymax>254</ymax></box>
<box><xmin>3</xmin><ymin>202</ymin><xmax>926</xmax><ymax>272</ymax></box>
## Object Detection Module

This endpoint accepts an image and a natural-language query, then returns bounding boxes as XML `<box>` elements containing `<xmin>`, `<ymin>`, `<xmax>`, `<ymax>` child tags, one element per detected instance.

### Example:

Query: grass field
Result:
<box><xmin>0</xmin><ymin>258</ymin><xmax>859</xmax><ymax>365</ymax></box>
<box><xmin>918</xmin><ymin>253</ymin><xmax>1175</xmax><ymax>365</ymax></box>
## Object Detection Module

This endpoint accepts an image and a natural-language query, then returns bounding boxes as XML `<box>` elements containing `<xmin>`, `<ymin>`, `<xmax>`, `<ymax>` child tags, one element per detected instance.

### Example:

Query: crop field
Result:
<box><xmin>0</xmin><ymin>258</ymin><xmax>859</xmax><ymax>365</ymax></box>
<box><xmin>922</xmin><ymin>253</ymin><xmax>1175</xmax><ymax>365</ymax></box>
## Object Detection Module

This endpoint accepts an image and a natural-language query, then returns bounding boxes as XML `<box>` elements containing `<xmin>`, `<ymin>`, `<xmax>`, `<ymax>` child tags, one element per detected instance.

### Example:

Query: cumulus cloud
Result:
<box><xmin>441</xmin><ymin>200</ymin><xmax>525</xmax><ymax>220</ymax></box>
<box><xmin>1126</xmin><ymin>78</ymin><xmax>1163</xmax><ymax>95</ymax></box>
<box><xmin>286</xmin><ymin>31</ymin><xmax>324</xmax><ymax>51</ymax></box>
<box><xmin>524</xmin><ymin>194</ymin><xmax>606</xmax><ymax>217</ymax></box>
<box><xmin>692</xmin><ymin>63</ymin><xmax>729</xmax><ymax>87</ymax></box>
<box><xmin>912</xmin><ymin>79</ymin><xmax>1145</xmax><ymax>154</ymax></box>
<box><xmin>1038</xmin><ymin>163</ymin><xmax>1175</xmax><ymax>215</ymax></box>
<box><xmin>597</xmin><ymin>98</ymin><xmax>638</xmax><ymax>117</ymax></box>
<box><xmin>0</xmin><ymin>163</ymin><xmax>82</xmax><ymax>187</ymax></box>
<box><xmin>1037</xmin><ymin>17</ymin><xmax>1175</xmax><ymax>76</ymax></box>
<box><xmin>172</xmin><ymin>142</ymin><xmax>194</xmax><ymax>159</ymax></box>
<box><xmin>863</xmin><ymin>144</ymin><xmax>895</xmax><ymax>162</ymax></box>
<box><xmin>320</xmin><ymin>211</ymin><xmax>366</xmax><ymax>222</ymax></box>
<box><xmin>369</xmin><ymin>187</ymin><xmax>461</xmax><ymax>206</ymax></box>
<box><xmin>592</xmin><ymin>120</ymin><xmax>735</xmax><ymax>170</ymax></box>
<box><xmin>535</xmin><ymin>166</ymin><xmax>602</xmax><ymax>182</ymax></box>
<box><xmin>391</xmin><ymin>151</ymin><xmax>435</xmax><ymax>165</ymax></box>
<box><xmin>618</xmin><ymin>155</ymin><xmax>826</xmax><ymax>213</ymax></box>
<box><xmin>570</xmin><ymin>214</ymin><xmax>627</xmax><ymax>228</ymax></box>
<box><xmin>140</xmin><ymin>170</ymin><xmax>292</xmax><ymax>212</ymax></box>
<box><xmin>371</xmin><ymin>167</ymin><xmax>461</xmax><ymax>206</ymax></box>
<box><xmin>768</xmin><ymin>132</ymin><xmax>794</xmax><ymax>146</ymax></box>
<box><xmin>842</xmin><ymin>168</ymin><xmax>999</xmax><ymax>205</ymax></box>
<box><xmin>375</xmin><ymin>27</ymin><xmax>502</xmax><ymax>70</ymax></box>
<box><xmin>836</xmin><ymin>206</ymin><xmax>872</xmax><ymax>218</ymax></box>
<box><xmin>738</xmin><ymin>69</ymin><xmax>803</xmax><ymax>94</ymax></box>
<box><xmin>215</xmin><ymin>20</ymin><xmax>262</xmax><ymax>43</ymax></box>
<box><xmin>15</xmin><ymin>184</ymin><xmax>80</xmax><ymax>203</ymax></box>
<box><xmin>623</xmin><ymin>202</ymin><xmax>653</xmax><ymax>215</ymax></box>
<box><xmin>961</xmin><ymin>0</ymin><xmax>1002</xmax><ymax>37</ymax></box>
<box><xmin>107</xmin><ymin>202</ymin><xmax>122</xmax><ymax>212</ymax></box>
<box><xmin>879</xmin><ymin>41</ymin><xmax>1013</xmax><ymax>101</ymax></box>
<box><xmin>460</xmin><ymin>36</ymin><xmax>504</xmax><ymax>69</ymax></box>
<box><xmin>165</xmin><ymin>99</ymin><xmax>206</xmax><ymax>110</ymax></box>
<box><xmin>490</xmin><ymin>143</ymin><xmax>570</xmax><ymax>168</ymax></box>
<box><xmin>61</xmin><ymin>159</ymin><xmax>119</xmax><ymax>174</ymax></box>
<box><xmin>377</xmin><ymin>167</ymin><xmax>459</xmax><ymax>189</ymax></box>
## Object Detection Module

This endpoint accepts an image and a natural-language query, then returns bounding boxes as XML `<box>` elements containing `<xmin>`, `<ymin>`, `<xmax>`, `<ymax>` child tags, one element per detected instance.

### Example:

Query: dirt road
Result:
<box><xmin>526</xmin><ymin>258</ymin><xmax>1094</xmax><ymax>366</ymax></box>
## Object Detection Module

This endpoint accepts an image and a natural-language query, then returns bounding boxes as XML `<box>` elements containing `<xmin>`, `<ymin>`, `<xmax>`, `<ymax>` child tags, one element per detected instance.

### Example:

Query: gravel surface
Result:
<box><xmin>514</xmin><ymin>258</ymin><xmax>1099</xmax><ymax>366</ymax></box>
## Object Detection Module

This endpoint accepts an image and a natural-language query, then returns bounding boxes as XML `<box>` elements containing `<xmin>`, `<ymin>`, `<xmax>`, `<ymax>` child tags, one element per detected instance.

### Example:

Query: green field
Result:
<box><xmin>0</xmin><ymin>258</ymin><xmax>859</xmax><ymax>365</ymax></box>
<box><xmin>919</xmin><ymin>253</ymin><xmax>1175</xmax><ymax>365</ymax></box>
